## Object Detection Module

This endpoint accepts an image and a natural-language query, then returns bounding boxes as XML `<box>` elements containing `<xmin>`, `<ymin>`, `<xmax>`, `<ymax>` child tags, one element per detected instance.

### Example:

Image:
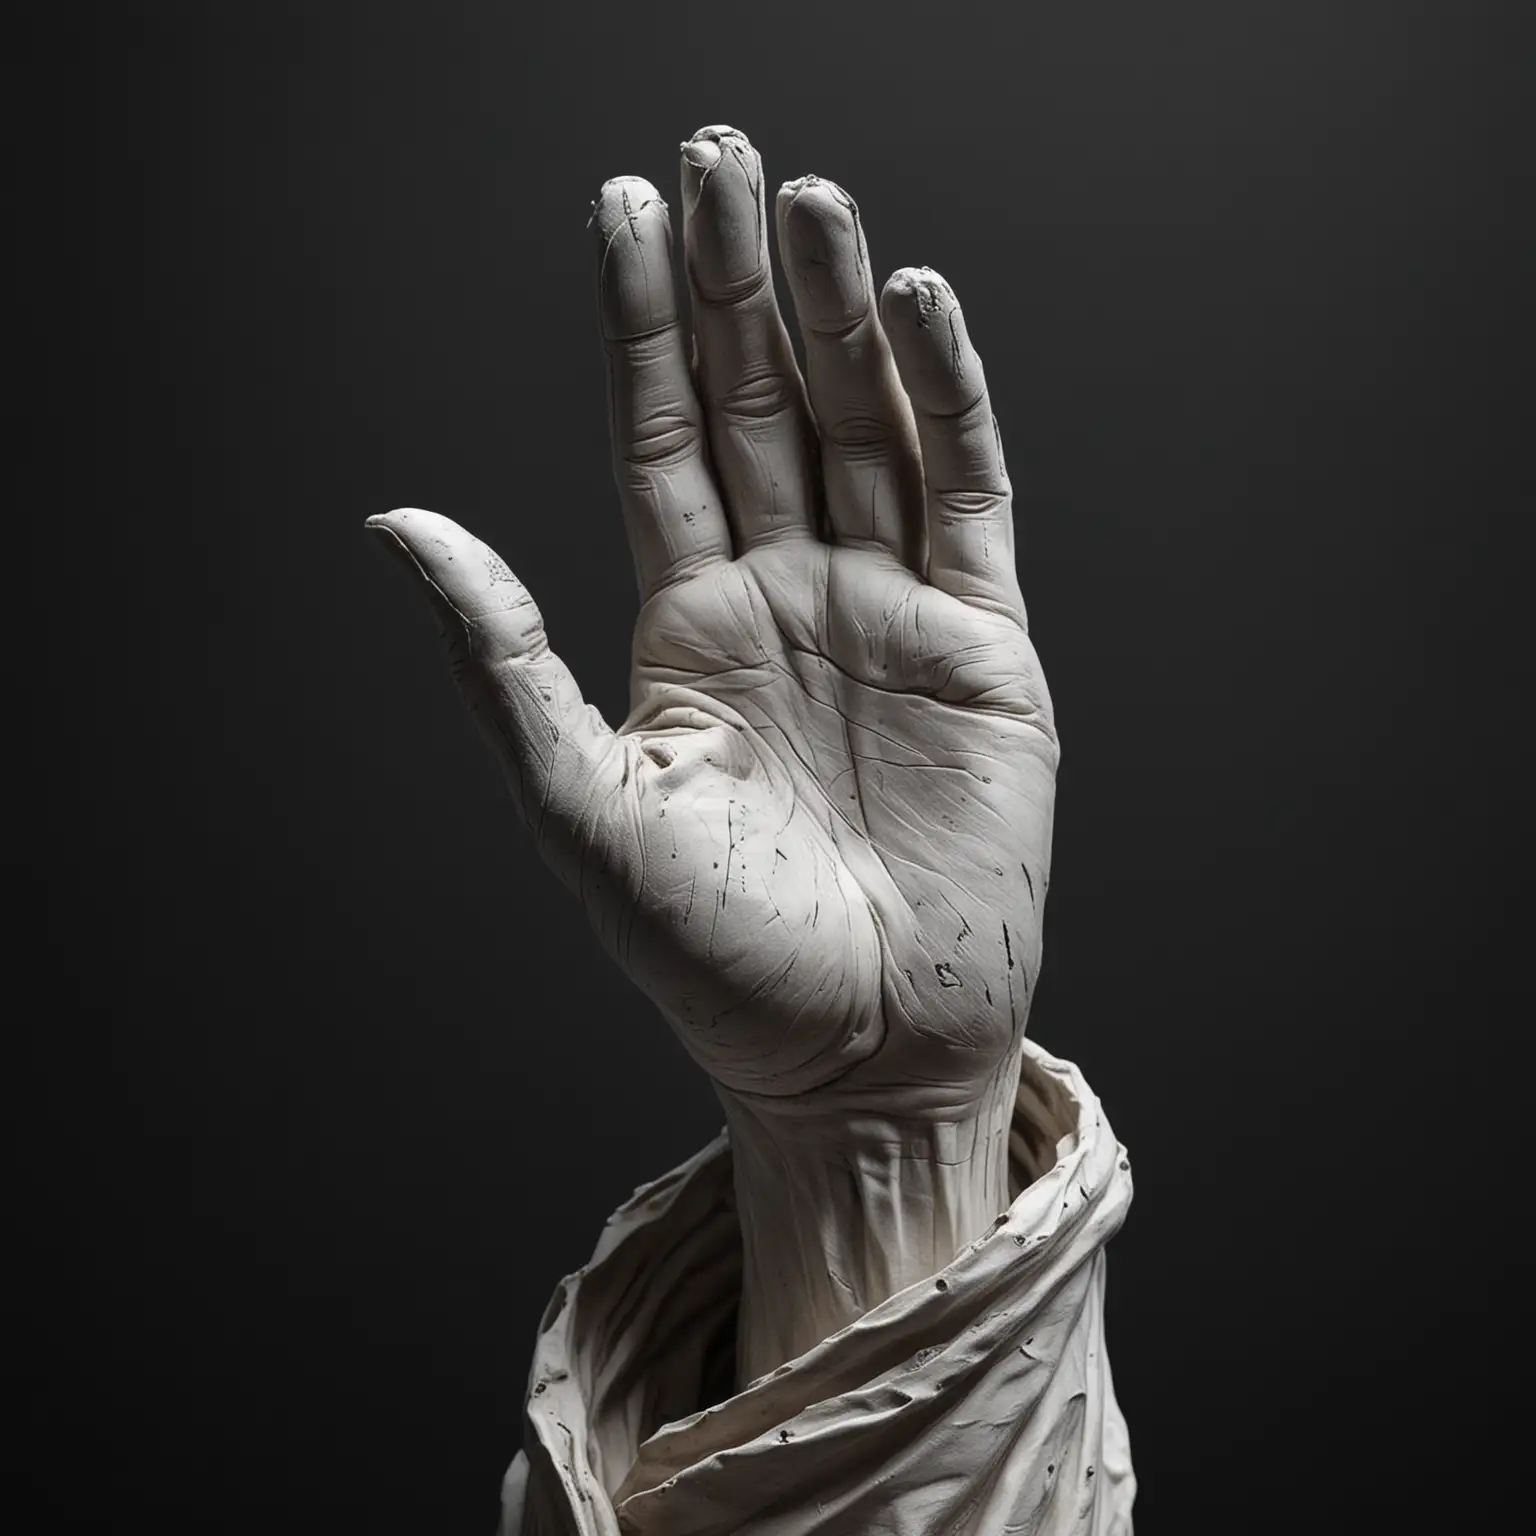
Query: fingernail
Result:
<box><xmin>777</xmin><ymin>175</ymin><xmax>868</xmax><ymax>332</ymax></box>
<box><xmin>680</xmin><ymin>124</ymin><xmax>766</xmax><ymax>301</ymax></box>
<box><xmin>590</xmin><ymin>176</ymin><xmax>676</xmax><ymax>341</ymax></box>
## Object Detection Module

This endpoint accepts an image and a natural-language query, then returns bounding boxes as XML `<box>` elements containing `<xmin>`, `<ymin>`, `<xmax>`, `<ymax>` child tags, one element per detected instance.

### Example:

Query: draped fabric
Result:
<box><xmin>500</xmin><ymin>1041</ymin><xmax>1134</xmax><ymax>1535</ymax></box>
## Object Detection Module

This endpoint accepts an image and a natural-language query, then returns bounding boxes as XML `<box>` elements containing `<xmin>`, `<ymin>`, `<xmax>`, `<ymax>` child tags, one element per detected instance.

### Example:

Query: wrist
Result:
<box><xmin>716</xmin><ymin>1056</ymin><xmax>1020</xmax><ymax>1387</ymax></box>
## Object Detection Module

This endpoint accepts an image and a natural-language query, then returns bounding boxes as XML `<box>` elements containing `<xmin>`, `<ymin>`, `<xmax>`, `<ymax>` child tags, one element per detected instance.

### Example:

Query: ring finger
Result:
<box><xmin>776</xmin><ymin>175</ymin><xmax>924</xmax><ymax>569</ymax></box>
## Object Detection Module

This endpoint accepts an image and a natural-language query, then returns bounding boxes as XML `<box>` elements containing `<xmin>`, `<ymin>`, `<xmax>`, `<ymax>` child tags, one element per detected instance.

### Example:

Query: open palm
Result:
<box><xmin>370</xmin><ymin>127</ymin><xmax>1058</xmax><ymax>1119</ymax></box>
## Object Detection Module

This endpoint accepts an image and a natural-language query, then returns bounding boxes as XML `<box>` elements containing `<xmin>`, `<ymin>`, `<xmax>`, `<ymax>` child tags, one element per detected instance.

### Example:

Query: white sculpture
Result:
<box><xmin>370</xmin><ymin>124</ymin><xmax>1134</xmax><ymax>1535</ymax></box>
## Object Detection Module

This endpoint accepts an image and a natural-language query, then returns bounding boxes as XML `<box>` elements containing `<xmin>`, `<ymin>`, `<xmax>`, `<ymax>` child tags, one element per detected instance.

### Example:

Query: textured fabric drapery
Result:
<box><xmin>500</xmin><ymin>1040</ymin><xmax>1134</xmax><ymax>1535</ymax></box>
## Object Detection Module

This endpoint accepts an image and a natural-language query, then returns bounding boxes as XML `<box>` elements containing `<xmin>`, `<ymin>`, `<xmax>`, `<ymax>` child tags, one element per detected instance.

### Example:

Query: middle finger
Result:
<box><xmin>680</xmin><ymin>125</ymin><xmax>819</xmax><ymax>552</ymax></box>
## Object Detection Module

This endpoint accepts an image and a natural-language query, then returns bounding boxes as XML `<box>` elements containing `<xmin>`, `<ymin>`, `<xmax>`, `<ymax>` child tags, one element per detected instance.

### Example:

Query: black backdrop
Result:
<box><xmin>19</xmin><ymin>3</ymin><xmax>1523</xmax><ymax>1532</ymax></box>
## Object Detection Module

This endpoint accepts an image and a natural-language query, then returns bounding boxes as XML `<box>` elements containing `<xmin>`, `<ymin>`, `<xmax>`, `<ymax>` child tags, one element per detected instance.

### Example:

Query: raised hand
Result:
<box><xmin>369</xmin><ymin>126</ymin><xmax>1060</xmax><ymax>1378</ymax></box>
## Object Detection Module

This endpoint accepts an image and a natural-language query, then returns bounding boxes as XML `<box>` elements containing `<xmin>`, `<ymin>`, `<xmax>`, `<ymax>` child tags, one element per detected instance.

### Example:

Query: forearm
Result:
<box><xmin>717</xmin><ymin>1054</ymin><xmax>1020</xmax><ymax>1388</ymax></box>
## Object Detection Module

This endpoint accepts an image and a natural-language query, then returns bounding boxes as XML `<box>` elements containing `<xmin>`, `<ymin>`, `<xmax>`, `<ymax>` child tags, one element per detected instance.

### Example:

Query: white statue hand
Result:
<box><xmin>374</xmin><ymin>125</ymin><xmax>1069</xmax><ymax>1376</ymax></box>
<box><xmin>370</xmin><ymin>127</ymin><xmax>1059</xmax><ymax>1373</ymax></box>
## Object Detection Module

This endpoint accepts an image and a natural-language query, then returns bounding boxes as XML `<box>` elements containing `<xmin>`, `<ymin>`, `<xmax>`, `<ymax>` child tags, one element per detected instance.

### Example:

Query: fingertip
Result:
<box><xmin>365</xmin><ymin>510</ymin><xmax>458</xmax><ymax>631</ymax></box>
<box><xmin>365</xmin><ymin>506</ymin><xmax>456</xmax><ymax>549</ymax></box>
<box><xmin>776</xmin><ymin>174</ymin><xmax>869</xmax><ymax>332</ymax></box>
<box><xmin>367</xmin><ymin>506</ymin><xmax>427</xmax><ymax>531</ymax></box>
<box><xmin>776</xmin><ymin>174</ymin><xmax>858</xmax><ymax>242</ymax></box>
<box><xmin>774</xmin><ymin>172</ymin><xmax>815</xmax><ymax>216</ymax></box>
<box><xmin>591</xmin><ymin>175</ymin><xmax>668</xmax><ymax>228</ymax></box>
<box><xmin>365</xmin><ymin>509</ymin><xmax>529</xmax><ymax>620</ymax></box>
<box><xmin>879</xmin><ymin>265</ymin><xmax>954</xmax><ymax>321</ymax></box>
<box><xmin>880</xmin><ymin>267</ymin><xmax>985</xmax><ymax>415</ymax></box>
<box><xmin>682</xmin><ymin>123</ymin><xmax>752</xmax><ymax>170</ymax></box>
<box><xmin>681</xmin><ymin>124</ymin><xmax>758</xmax><ymax>202</ymax></box>
<box><xmin>679</xmin><ymin>124</ymin><xmax>767</xmax><ymax>301</ymax></box>
<box><xmin>776</xmin><ymin>173</ymin><xmax>854</xmax><ymax>216</ymax></box>
<box><xmin>365</xmin><ymin>509</ymin><xmax>434</xmax><ymax>564</ymax></box>
<box><xmin>591</xmin><ymin>177</ymin><xmax>677</xmax><ymax>341</ymax></box>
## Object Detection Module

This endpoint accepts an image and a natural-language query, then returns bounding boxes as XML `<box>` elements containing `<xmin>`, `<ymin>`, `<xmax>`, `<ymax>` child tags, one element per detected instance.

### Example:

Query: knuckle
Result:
<box><xmin>621</xmin><ymin>411</ymin><xmax>702</xmax><ymax>468</ymax></box>
<box><xmin>718</xmin><ymin>369</ymin><xmax>798</xmax><ymax>423</ymax></box>
<box><xmin>933</xmin><ymin>486</ymin><xmax>1012</xmax><ymax>518</ymax></box>
<box><xmin>822</xmin><ymin>413</ymin><xmax>897</xmax><ymax>463</ymax></box>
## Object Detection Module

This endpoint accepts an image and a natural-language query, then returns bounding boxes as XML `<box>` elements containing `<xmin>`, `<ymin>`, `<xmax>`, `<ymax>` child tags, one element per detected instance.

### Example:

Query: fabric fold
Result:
<box><xmin>501</xmin><ymin>1040</ymin><xmax>1134</xmax><ymax>1536</ymax></box>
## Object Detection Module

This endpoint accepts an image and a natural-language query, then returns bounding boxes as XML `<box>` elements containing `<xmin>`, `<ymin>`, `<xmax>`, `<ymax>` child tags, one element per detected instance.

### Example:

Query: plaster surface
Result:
<box><xmin>369</xmin><ymin>123</ymin><xmax>1133</xmax><ymax>1535</ymax></box>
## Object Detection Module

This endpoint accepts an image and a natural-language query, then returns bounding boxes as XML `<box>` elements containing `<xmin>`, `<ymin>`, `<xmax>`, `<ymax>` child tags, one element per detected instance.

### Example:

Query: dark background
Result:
<box><xmin>18</xmin><ymin>2</ymin><xmax>1524</xmax><ymax>1531</ymax></box>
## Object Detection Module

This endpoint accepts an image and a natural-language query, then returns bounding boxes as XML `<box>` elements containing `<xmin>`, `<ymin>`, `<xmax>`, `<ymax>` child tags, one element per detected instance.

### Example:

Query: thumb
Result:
<box><xmin>366</xmin><ymin>507</ymin><xmax>617</xmax><ymax>859</ymax></box>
